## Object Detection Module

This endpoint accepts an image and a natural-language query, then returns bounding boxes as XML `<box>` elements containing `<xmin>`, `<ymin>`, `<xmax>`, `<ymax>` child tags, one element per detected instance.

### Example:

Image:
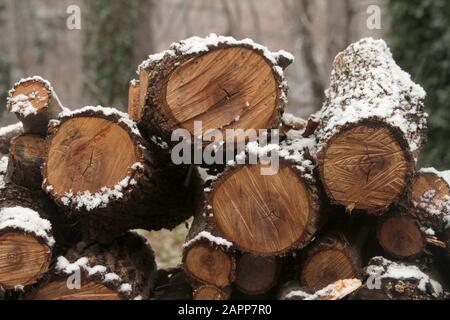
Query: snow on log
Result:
<box><xmin>6</xmin><ymin>134</ymin><xmax>46</xmax><ymax>190</ymax></box>
<box><xmin>0</xmin><ymin>123</ymin><xmax>23</xmax><ymax>155</ymax></box>
<box><xmin>279</xmin><ymin>278</ymin><xmax>362</xmax><ymax>300</ymax></box>
<box><xmin>0</xmin><ymin>156</ymin><xmax>7</xmax><ymax>190</ymax></box>
<box><xmin>351</xmin><ymin>256</ymin><xmax>444</xmax><ymax>300</ymax></box>
<box><xmin>135</xmin><ymin>34</ymin><xmax>293</xmax><ymax>146</ymax></box>
<box><xmin>200</xmin><ymin>137</ymin><xmax>322</xmax><ymax>256</ymax></box>
<box><xmin>183</xmin><ymin>212</ymin><xmax>236</xmax><ymax>289</ymax></box>
<box><xmin>25</xmin><ymin>232</ymin><xmax>156</xmax><ymax>300</ymax></box>
<box><xmin>233</xmin><ymin>254</ymin><xmax>281</xmax><ymax>296</ymax></box>
<box><xmin>6</xmin><ymin>77</ymin><xmax>64</xmax><ymax>136</ymax></box>
<box><xmin>300</xmin><ymin>233</ymin><xmax>362</xmax><ymax>292</ymax></box>
<box><xmin>315</xmin><ymin>38</ymin><xmax>427</xmax><ymax>214</ymax></box>
<box><xmin>42</xmin><ymin>106</ymin><xmax>201</xmax><ymax>239</ymax></box>
<box><xmin>0</xmin><ymin>184</ymin><xmax>57</xmax><ymax>290</ymax></box>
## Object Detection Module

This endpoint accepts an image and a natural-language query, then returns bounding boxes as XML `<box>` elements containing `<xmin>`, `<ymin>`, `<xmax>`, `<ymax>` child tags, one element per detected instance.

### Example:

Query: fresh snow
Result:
<box><xmin>317</xmin><ymin>38</ymin><xmax>427</xmax><ymax>158</ymax></box>
<box><xmin>0</xmin><ymin>206</ymin><xmax>55</xmax><ymax>247</ymax></box>
<box><xmin>285</xmin><ymin>279</ymin><xmax>362</xmax><ymax>300</ymax></box>
<box><xmin>366</xmin><ymin>257</ymin><xmax>443</xmax><ymax>297</ymax></box>
<box><xmin>0</xmin><ymin>122</ymin><xmax>23</xmax><ymax>138</ymax></box>
<box><xmin>0</xmin><ymin>156</ymin><xmax>8</xmax><ymax>189</ymax></box>
<box><xmin>183</xmin><ymin>231</ymin><xmax>233</xmax><ymax>249</ymax></box>
<box><xmin>281</xmin><ymin>112</ymin><xmax>307</xmax><ymax>128</ymax></box>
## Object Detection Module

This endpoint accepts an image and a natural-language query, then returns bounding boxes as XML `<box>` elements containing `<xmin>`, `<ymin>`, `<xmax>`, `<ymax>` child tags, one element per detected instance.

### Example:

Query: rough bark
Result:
<box><xmin>300</xmin><ymin>232</ymin><xmax>362</xmax><ymax>292</ymax></box>
<box><xmin>42</xmin><ymin>106</ymin><xmax>202</xmax><ymax>240</ymax></box>
<box><xmin>6</xmin><ymin>134</ymin><xmax>46</xmax><ymax>190</ymax></box>
<box><xmin>136</xmin><ymin>34</ymin><xmax>292</xmax><ymax>147</ymax></box>
<box><xmin>6</xmin><ymin>77</ymin><xmax>64</xmax><ymax>136</ymax></box>
<box><xmin>0</xmin><ymin>183</ymin><xmax>58</xmax><ymax>290</ymax></box>
<box><xmin>25</xmin><ymin>232</ymin><xmax>157</xmax><ymax>300</ymax></box>
<box><xmin>315</xmin><ymin>38</ymin><xmax>427</xmax><ymax>214</ymax></box>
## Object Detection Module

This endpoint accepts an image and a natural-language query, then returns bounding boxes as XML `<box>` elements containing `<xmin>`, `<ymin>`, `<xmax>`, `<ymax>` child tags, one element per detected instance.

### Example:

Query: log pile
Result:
<box><xmin>0</xmin><ymin>35</ymin><xmax>449</xmax><ymax>300</ymax></box>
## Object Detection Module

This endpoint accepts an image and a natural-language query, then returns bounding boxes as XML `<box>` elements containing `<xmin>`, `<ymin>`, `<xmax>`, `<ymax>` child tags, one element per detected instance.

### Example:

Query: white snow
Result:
<box><xmin>366</xmin><ymin>256</ymin><xmax>443</xmax><ymax>297</ymax></box>
<box><xmin>59</xmin><ymin>106</ymin><xmax>141</xmax><ymax>137</ymax></box>
<box><xmin>0</xmin><ymin>206</ymin><xmax>55</xmax><ymax>247</ymax></box>
<box><xmin>7</xmin><ymin>94</ymin><xmax>38</xmax><ymax>117</ymax></box>
<box><xmin>285</xmin><ymin>279</ymin><xmax>362</xmax><ymax>300</ymax></box>
<box><xmin>317</xmin><ymin>38</ymin><xmax>427</xmax><ymax>159</ymax></box>
<box><xmin>0</xmin><ymin>156</ymin><xmax>8</xmax><ymax>189</ymax></box>
<box><xmin>0</xmin><ymin>122</ymin><xmax>23</xmax><ymax>138</ymax></box>
<box><xmin>56</xmin><ymin>256</ymin><xmax>136</xmax><ymax>298</ymax></box>
<box><xmin>282</xmin><ymin>113</ymin><xmax>307</xmax><ymax>128</ymax></box>
<box><xmin>420</xmin><ymin>167</ymin><xmax>450</xmax><ymax>187</ymax></box>
<box><xmin>183</xmin><ymin>231</ymin><xmax>233</xmax><ymax>249</ymax></box>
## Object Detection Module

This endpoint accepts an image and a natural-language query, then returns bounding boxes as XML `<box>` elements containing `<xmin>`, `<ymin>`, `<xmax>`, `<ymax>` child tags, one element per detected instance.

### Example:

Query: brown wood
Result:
<box><xmin>193</xmin><ymin>285</ymin><xmax>231</xmax><ymax>300</ymax></box>
<box><xmin>43</xmin><ymin>107</ymin><xmax>201</xmax><ymax>239</ymax></box>
<box><xmin>319</xmin><ymin>124</ymin><xmax>411</xmax><ymax>214</ymax></box>
<box><xmin>7</xmin><ymin>77</ymin><xmax>63</xmax><ymax>136</ymax></box>
<box><xmin>301</xmin><ymin>233</ymin><xmax>362</xmax><ymax>292</ymax></box>
<box><xmin>234</xmin><ymin>254</ymin><xmax>280</xmax><ymax>295</ymax></box>
<box><xmin>377</xmin><ymin>213</ymin><xmax>425</xmax><ymax>258</ymax></box>
<box><xmin>26</xmin><ymin>232</ymin><xmax>156</xmax><ymax>300</ymax></box>
<box><xmin>128</xmin><ymin>80</ymin><xmax>143</xmax><ymax>122</ymax></box>
<box><xmin>0</xmin><ymin>232</ymin><xmax>51</xmax><ymax>290</ymax></box>
<box><xmin>6</xmin><ymin>134</ymin><xmax>46</xmax><ymax>190</ymax></box>
<box><xmin>0</xmin><ymin>184</ymin><xmax>58</xmax><ymax>289</ymax></box>
<box><xmin>0</xmin><ymin>123</ymin><xmax>23</xmax><ymax>155</ymax></box>
<box><xmin>205</xmin><ymin>162</ymin><xmax>321</xmax><ymax>256</ymax></box>
<box><xmin>137</xmin><ymin>38</ymin><xmax>291</xmax><ymax>147</ymax></box>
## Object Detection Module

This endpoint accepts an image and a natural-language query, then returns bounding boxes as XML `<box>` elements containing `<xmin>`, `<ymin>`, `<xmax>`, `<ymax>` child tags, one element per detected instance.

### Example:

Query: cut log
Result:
<box><xmin>136</xmin><ymin>34</ymin><xmax>293</xmax><ymax>145</ymax></box>
<box><xmin>193</xmin><ymin>285</ymin><xmax>231</xmax><ymax>300</ymax></box>
<box><xmin>351</xmin><ymin>256</ymin><xmax>444</xmax><ymax>300</ymax></box>
<box><xmin>43</xmin><ymin>106</ymin><xmax>201</xmax><ymax>239</ymax></box>
<box><xmin>183</xmin><ymin>212</ymin><xmax>235</xmax><ymax>288</ymax></box>
<box><xmin>6</xmin><ymin>134</ymin><xmax>46</xmax><ymax>190</ymax></box>
<box><xmin>278</xmin><ymin>278</ymin><xmax>362</xmax><ymax>300</ymax></box>
<box><xmin>0</xmin><ymin>123</ymin><xmax>23</xmax><ymax>155</ymax></box>
<box><xmin>234</xmin><ymin>254</ymin><xmax>280</xmax><ymax>295</ymax></box>
<box><xmin>315</xmin><ymin>38</ymin><xmax>427</xmax><ymax>214</ymax></box>
<box><xmin>128</xmin><ymin>80</ymin><xmax>142</xmax><ymax>122</ymax></box>
<box><xmin>376</xmin><ymin>212</ymin><xmax>425</xmax><ymax>259</ymax></box>
<box><xmin>6</xmin><ymin>77</ymin><xmax>64</xmax><ymax>136</ymax></box>
<box><xmin>25</xmin><ymin>232</ymin><xmax>156</xmax><ymax>300</ymax></box>
<box><xmin>153</xmin><ymin>268</ymin><xmax>193</xmax><ymax>300</ymax></box>
<box><xmin>202</xmin><ymin>138</ymin><xmax>322</xmax><ymax>256</ymax></box>
<box><xmin>0</xmin><ymin>184</ymin><xmax>56</xmax><ymax>290</ymax></box>
<box><xmin>300</xmin><ymin>233</ymin><xmax>362</xmax><ymax>292</ymax></box>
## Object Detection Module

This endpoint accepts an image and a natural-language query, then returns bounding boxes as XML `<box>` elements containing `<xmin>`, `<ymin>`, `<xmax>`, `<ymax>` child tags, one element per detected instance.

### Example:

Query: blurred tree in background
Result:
<box><xmin>84</xmin><ymin>0</ymin><xmax>153</xmax><ymax>110</ymax></box>
<box><xmin>388</xmin><ymin>0</ymin><xmax>450</xmax><ymax>169</ymax></box>
<box><xmin>0</xmin><ymin>0</ymin><xmax>11</xmax><ymax>109</ymax></box>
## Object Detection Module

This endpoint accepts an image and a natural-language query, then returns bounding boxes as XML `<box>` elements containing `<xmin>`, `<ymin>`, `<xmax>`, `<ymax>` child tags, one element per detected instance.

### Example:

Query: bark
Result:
<box><xmin>300</xmin><ymin>232</ymin><xmax>362</xmax><ymax>292</ymax></box>
<box><xmin>153</xmin><ymin>268</ymin><xmax>193</xmax><ymax>300</ymax></box>
<box><xmin>25</xmin><ymin>232</ymin><xmax>157</xmax><ymax>300</ymax></box>
<box><xmin>6</xmin><ymin>77</ymin><xmax>64</xmax><ymax>136</ymax></box>
<box><xmin>136</xmin><ymin>35</ymin><xmax>292</xmax><ymax>147</ymax></box>
<box><xmin>315</xmin><ymin>38</ymin><xmax>427</xmax><ymax>214</ymax></box>
<box><xmin>42</xmin><ymin>107</ymin><xmax>202</xmax><ymax>241</ymax></box>
<box><xmin>6</xmin><ymin>134</ymin><xmax>46</xmax><ymax>190</ymax></box>
<box><xmin>127</xmin><ymin>80</ymin><xmax>142</xmax><ymax>122</ymax></box>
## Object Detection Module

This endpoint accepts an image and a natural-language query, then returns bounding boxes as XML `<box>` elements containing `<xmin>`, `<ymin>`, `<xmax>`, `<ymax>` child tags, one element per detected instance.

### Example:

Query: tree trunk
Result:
<box><xmin>135</xmin><ymin>34</ymin><xmax>293</xmax><ymax>146</ymax></box>
<box><xmin>6</xmin><ymin>77</ymin><xmax>64</xmax><ymax>136</ymax></box>
<box><xmin>233</xmin><ymin>253</ymin><xmax>280</xmax><ymax>296</ymax></box>
<box><xmin>25</xmin><ymin>232</ymin><xmax>156</xmax><ymax>300</ymax></box>
<box><xmin>201</xmin><ymin>138</ymin><xmax>322</xmax><ymax>256</ymax></box>
<box><xmin>315</xmin><ymin>38</ymin><xmax>427</xmax><ymax>214</ymax></box>
<box><xmin>193</xmin><ymin>285</ymin><xmax>231</xmax><ymax>300</ymax></box>
<box><xmin>42</xmin><ymin>106</ymin><xmax>201</xmax><ymax>240</ymax></box>
<box><xmin>6</xmin><ymin>134</ymin><xmax>46</xmax><ymax>190</ymax></box>
<box><xmin>0</xmin><ymin>183</ymin><xmax>57</xmax><ymax>290</ymax></box>
<box><xmin>183</xmin><ymin>212</ymin><xmax>236</xmax><ymax>289</ymax></box>
<box><xmin>0</xmin><ymin>123</ymin><xmax>23</xmax><ymax>155</ymax></box>
<box><xmin>300</xmin><ymin>232</ymin><xmax>362</xmax><ymax>292</ymax></box>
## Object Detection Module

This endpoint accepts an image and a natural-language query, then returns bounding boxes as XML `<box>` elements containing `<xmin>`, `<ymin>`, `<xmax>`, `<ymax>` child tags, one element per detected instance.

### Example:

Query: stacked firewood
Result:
<box><xmin>0</xmin><ymin>35</ymin><xmax>449</xmax><ymax>300</ymax></box>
